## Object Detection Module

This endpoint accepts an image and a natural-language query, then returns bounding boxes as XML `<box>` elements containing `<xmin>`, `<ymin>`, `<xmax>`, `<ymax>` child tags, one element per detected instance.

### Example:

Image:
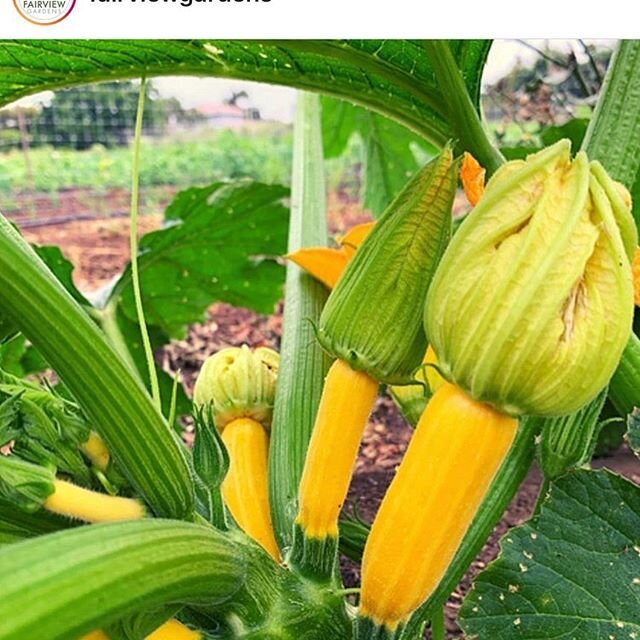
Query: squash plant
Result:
<box><xmin>0</xmin><ymin>39</ymin><xmax>639</xmax><ymax>640</ymax></box>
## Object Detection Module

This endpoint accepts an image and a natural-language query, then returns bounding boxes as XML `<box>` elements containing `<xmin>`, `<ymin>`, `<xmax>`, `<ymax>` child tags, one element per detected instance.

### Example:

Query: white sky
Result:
<box><xmin>153</xmin><ymin>75</ymin><xmax>297</xmax><ymax>122</ymax></box>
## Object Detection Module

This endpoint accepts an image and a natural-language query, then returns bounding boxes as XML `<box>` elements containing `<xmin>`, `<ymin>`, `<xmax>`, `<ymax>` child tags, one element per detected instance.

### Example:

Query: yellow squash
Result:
<box><xmin>80</xmin><ymin>431</ymin><xmax>111</xmax><ymax>472</ymax></box>
<box><xmin>359</xmin><ymin>383</ymin><xmax>517</xmax><ymax>630</ymax></box>
<box><xmin>221</xmin><ymin>417</ymin><xmax>280</xmax><ymax>560</ymax></box>
<box><xmin>44</xmin><ymin>480</ymin><xmax>145</xmax><ymax>523</ymax></box>
<box><xmin>193</xmin><ymin>345</ymin><xmax>281</xmax><ymax>560</ymax></box>
<box><xmin>293</xmin><ymin>150</ymin><xmax>457</xmax><ymax>581</ymax></box>
<box><xmin>146</xmin><ymin>619</ymin><xmax>202</xmax><ymax>640</ymax></box>
<box><xmin>80</xmin><ymin>632</ymin><xmax>110</xmax><ymax>640</ymax></box>
<box><xmin>296</xmin><ymin>359</ymin><xmax>378</xmax><ymax>539</ymax></box>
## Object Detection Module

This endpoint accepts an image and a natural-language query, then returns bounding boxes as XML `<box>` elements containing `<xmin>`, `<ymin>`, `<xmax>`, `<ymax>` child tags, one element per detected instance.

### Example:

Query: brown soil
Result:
<box><xmin>20</xmin><ymin>214</ymin><xmax>640</xmax><ymax>639</ymax></box>
<box><xmin>22</xmin><ymin>214</ymin><xmax>163</xmax><ymax>290</ymax></box>
<box><xmin>7</xmin><ymin>186</ymin><xmax>177</xmax><ymax>222</ymax></box>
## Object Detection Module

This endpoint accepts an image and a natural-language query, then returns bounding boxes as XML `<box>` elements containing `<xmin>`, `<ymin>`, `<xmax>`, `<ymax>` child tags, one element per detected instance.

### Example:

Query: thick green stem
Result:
<box><xmin>430</xmin><ymin>607</ymin><xmax>445</xmax><ymax>640</ymax></box>
<box><xmin>194</xmin><ymin>530</ymin><xmax>353</xmax><ymax>639</ymax></box>
<box><xmin>423</xmin><ymin>40</ymin><xmax>504</xmax><ymax>175</ymax></box>
<box><xmin>0</xmin><ymin>520</ymin><xmax>244</xmax><ymax>640</ymax></box>
<box><xmin>582</xmin><ymin>40</ymin><xmax>640</xmax><ymax>415</ymax></box>
<box><xmin>582</xmin><ymin>40</ymin><xmax>640</xmax><ymax>188</ymax></box>
<box><xmin>100</xmin><ymin>299</ymin><xmax>140</xmax><ymax>375</ymax></box>
<box><xmin>0</xmin><ymin>215</ymin><xmax>194</xmax><ymax>519</ymax></box>
<box><xmin>269</xmin><ymin>91</ymin><xmax>331</xmax><ymax>551</ymax></box>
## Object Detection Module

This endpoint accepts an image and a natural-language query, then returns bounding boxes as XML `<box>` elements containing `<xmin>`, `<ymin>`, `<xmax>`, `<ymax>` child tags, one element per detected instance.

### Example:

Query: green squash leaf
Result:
<box><xmin>322</xmin><ymin>97</ymin><xmax>437</xmax><ymax>216</ymax></box>
<box><xmin>459</xmin><ymin>470</ymin><xmax>640</xmax><ymax>639</ymax></box>
<box><xmin>0</xmin><ymin>40</ymin><xmax>490</xmax><ymax>148</ymax></box>
<box><xmin>108</xmin><ymin>180</ymin><xmax>289</xmax><ymax>339</ymax></box>
<box><xmin>33</xmin><ymin>245</ymin><xmax>90</xmax><ymax>308</ymax></box>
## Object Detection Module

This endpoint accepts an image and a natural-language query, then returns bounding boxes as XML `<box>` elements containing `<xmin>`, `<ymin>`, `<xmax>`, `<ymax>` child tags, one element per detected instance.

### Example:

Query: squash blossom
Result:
<box><xmin>194</xmin><ymin>345</ymin><xmax>281</xmax><ymax>560</ymax></box>
<box><xmin>426</xmin><ymin>139</ymin><xmax>636</xmax><ymax>416</ymax></box>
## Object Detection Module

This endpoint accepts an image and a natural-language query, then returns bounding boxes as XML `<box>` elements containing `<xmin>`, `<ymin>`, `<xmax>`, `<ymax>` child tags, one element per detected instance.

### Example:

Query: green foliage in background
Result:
<box><xmin>321</xmin><ymin>96</ymin><xmax>437</xmax><ymax>216</ymax></box>
<box><xmin>0</xmin><ymin>127</ymin><xmax>293</xmax><ymax>196</ymax></box>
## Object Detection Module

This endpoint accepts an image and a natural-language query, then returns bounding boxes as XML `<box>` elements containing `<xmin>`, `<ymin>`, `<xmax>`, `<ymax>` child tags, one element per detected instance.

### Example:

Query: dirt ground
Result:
<box><xmin>21</xmin><ymin>213</ymin><xmax>640</xmax><ymax>639</ymax></box>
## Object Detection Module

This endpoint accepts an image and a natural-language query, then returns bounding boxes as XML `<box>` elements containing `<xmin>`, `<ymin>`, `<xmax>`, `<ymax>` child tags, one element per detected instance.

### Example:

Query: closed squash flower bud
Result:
<box><xmin>425</xmin><ymin>140</ymin><xmax>636</xmax><ymax>417</ymax></box>
<box><xmin>193</xmin><ymin>345</ymin><xmax>281</xmax><ymax>560</ymax></box>
<box><xmin>193</xmin><ymin>345</ymin><xmax>279</xmax><ymax>429</ymax></box>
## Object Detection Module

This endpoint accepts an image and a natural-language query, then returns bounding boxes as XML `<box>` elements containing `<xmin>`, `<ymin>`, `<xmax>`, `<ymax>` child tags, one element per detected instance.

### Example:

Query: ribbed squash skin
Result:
<box><xmin>296</xmin><ymin>359</ymin><xmax>378</xmax><ymax>539</ymax></box>
<box><xmin>222</xmin><ymin>417</ymin><xmax>280</xmax><ymax>560</ymax></box>
<box><xmin>359</xmin><ymin>383</ymin><xmax>517</xmax><ymax>629</ymax></box>
<box><xmin>0</xmin><ymin>215</ymin><xmax>194</xmax><ymax>520</ymax></box>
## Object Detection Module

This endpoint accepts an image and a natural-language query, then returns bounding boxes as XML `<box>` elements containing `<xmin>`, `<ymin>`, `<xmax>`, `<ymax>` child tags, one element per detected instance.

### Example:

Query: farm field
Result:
<box><xmin>0</xmin><ymin>126</ymin><xmax>292</xmax><ymax>219</ymax></box>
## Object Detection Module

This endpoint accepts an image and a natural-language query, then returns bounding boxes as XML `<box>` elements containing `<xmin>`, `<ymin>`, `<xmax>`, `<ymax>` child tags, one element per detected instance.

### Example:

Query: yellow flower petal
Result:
<box><xmin>337</xmin><ymin>221</ymin><xmax>375</xmax><ymax>257</ymax></box>
<box><xmin>460</xmin><ymin>152</ymin><xmax>486</xmax><ymax>206</ymax></box>
<box><xmin>288</xmin><ymin>222</ymin><xmax>374</xmax><ymax>288</ymax></box>
<box><xmin>287</xmin><ymin>247</ymin><xmax>349</xmax><ymax>289</ymax></box>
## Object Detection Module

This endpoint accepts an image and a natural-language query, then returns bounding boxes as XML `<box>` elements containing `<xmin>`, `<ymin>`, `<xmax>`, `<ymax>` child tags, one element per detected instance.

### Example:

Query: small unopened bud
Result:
<box><xmin>193</xmin><ymin>345</ymin><xmax>279</xmax><ymax>429</ymax></box>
